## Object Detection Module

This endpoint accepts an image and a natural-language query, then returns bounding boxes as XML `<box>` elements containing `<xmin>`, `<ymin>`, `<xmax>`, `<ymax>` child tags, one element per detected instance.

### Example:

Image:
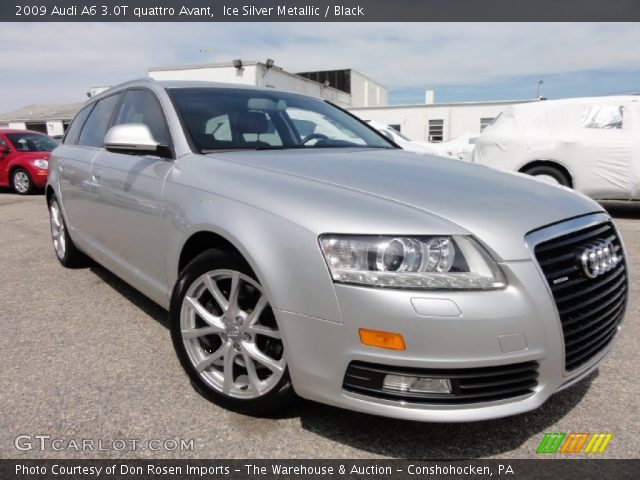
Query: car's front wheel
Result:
<box><xmin>11</xmin><ymin>168</ymin><xmax>34</xmax><ymax>195</ymax></box>
<box><xmin>170</xmin><ymin>249</ymin><xmax>294</xmax><ymax>416</ymax></box>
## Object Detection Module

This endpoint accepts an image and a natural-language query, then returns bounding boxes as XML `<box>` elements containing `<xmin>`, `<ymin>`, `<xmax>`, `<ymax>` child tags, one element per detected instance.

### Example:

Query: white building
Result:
<box><xmin>149</xmin><ymin>61</ymin><xmax>387</xmax><ymax>109</ymax></box>
<box><xmin>0</xmin><ymin>103</ymin><xmax>83</xmax><ymax>137</ymax></box>
<box><xmin>349</xmin><ymin>95</ymin><xmax>539</xmax><ymax>143</ymax></box>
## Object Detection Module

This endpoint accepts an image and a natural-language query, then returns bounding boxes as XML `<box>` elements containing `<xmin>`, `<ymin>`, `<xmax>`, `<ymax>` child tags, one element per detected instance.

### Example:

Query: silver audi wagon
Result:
<box><xmin>46</xmin><ymin>79</ymin><xmax>627</xmax><ymax>421</ymax></box>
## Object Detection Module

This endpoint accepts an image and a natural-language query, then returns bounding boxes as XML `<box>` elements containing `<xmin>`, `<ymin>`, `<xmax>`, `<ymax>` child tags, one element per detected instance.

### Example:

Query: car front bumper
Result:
<box><xmin>275</xmin><ymin>254</ymin><xmax>620</xmax><ymax>422</ymax></box>
<box><xmin>31</xmin><ymin>168</ymin><xmax>48</xmax><ymax>188</ymax></box>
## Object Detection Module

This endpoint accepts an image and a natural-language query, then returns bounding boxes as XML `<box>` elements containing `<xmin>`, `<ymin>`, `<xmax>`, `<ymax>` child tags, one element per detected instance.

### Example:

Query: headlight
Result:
<box><xmin>319</xmin><ymin>235</ymin><xmax>506</xmax><ymax>290</ymax></box>
<box><xmin>33</xmin><ymin>159</ymin><xmax>48</xmax><ymax>169</ymax></box>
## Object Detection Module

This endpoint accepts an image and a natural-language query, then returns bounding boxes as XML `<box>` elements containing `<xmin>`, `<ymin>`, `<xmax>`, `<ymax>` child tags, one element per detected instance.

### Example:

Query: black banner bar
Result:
<box><xmin>2</xmin><ymin>459</ymin><xmax>640</xmax><ymax>480</ymax></box>
<box><xmin>2</xmin><ymin>0</ymin><xmax>640</xmax><ymax>22</ymax></box>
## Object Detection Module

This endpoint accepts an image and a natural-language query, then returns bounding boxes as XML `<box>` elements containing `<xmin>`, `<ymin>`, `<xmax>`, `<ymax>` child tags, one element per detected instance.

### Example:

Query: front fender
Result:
<box><xmin>163</xmin><ymin>182</ymin><xmax>343</xmax><ymax>323</ymax></box>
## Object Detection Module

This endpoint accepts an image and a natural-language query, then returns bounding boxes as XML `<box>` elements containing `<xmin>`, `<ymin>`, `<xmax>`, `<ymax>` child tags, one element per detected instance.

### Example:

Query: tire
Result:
<box><xmin>523</xmin><ymin>165</ymin><xmax>570</xmax><ymax>187</ymax></box>
<box><xmin>170</xmin><ymin>249</ymin><xmax>295</xmax><ymax>416</ymax></box>
<box><xmin>11</xmin><ymin>168</ymin><xmax>35</xmax><ymax>195</ymax></box>
<box><xmin>48</xmin><ymin>195</ymin><xmax>89</xmax><ymax>268</ymax></box>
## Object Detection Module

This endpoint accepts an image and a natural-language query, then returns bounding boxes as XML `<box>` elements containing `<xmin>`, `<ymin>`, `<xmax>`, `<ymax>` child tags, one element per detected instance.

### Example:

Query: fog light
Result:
<box><xmin>383</xmin><ymin>374</ymin><xmax>452</xmax><ymax>394</ymax></box>
<box><xmin>359</xmin><ymin>329</ymin><xmax>405</xmax><ymax>351</ymax></box>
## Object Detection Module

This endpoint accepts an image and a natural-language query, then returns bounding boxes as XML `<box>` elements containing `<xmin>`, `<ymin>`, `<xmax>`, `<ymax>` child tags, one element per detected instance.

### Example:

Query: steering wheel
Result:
<box><xmin>299</xmin><ymin>133</ymin><xmax>329</xmax><ymax>146</ymax></box>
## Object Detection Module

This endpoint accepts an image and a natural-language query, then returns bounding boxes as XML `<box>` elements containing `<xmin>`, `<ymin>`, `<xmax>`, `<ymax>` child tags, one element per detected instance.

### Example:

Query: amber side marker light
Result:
<box><xmin>359</xmin><ymin>328</ymin><xmax>406</xmax><ymax>351</ymax></box>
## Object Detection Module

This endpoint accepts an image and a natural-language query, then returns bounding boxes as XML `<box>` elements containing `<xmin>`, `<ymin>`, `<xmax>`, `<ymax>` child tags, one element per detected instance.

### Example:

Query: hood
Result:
<box><xmin>209</xmin><ymin>148</ymin><xmax>603</xmax><ymax>260</ymax></box>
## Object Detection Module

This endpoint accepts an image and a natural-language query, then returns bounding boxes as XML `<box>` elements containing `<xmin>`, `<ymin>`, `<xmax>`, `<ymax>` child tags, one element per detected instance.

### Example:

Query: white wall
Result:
<box><xmin>350</xmin><ymin>70</ymin><xmax>387</xmax><ymax>108</ymax></box>
<box><xmin>8</xmin><ymin>121</ymin><xmax>26</xmax><ymax>130</ymax></box>
<box><xmin>350</xmin><ymin>102</ymin><xmax>527</xmax><ymax>142</ymax></box>
<box><xmin>149</xmin><ymin>64</ymin><xmax>259</xmax><ymax>86</ymax></box>
<box><xmin>254</xmin><ymin>65</ymin><xmax>352</xmax><ymax>107</ymax></box>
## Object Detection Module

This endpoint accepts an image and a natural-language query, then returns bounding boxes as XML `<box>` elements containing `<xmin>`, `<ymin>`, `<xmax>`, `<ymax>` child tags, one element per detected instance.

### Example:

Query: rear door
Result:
<box><xmin>56</xmin><ymin>94</ymin><xmax>121</xmax><ymax>243</ymax></box>
<box><xmin>88</xmin><ymin>88</ymin><xmax>175</xmax><ymax>299</ymax></box>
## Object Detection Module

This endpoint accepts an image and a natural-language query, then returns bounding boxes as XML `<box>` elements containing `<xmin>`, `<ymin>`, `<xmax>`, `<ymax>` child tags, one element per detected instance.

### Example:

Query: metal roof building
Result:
<box><xmin>0</xmin><ymin>103</ymin><xmax>84</xmax><ymax>137</ymax></box>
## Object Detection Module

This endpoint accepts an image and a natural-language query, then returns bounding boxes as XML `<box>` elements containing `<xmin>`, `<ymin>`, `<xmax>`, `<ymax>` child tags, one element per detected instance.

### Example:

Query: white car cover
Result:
<box><xmin>472</xmin><ymin>96</ymin><xmax>640</xmax><ymax>200</ymax></box>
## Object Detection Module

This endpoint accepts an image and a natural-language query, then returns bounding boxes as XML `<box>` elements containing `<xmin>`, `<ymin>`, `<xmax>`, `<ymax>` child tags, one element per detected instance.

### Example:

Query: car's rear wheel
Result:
<box><xmin>170</xmin><ymin>249</ymin><xmax>294</xmax><ymax>416</ymax></box>
<box><xmin>523</xmin><ymin>165</ymin><xmax>571</xmax><ymax>187</ymax></box>
<box><xmin>11</xmin><ymin>168</ymin><xmax>34</xmax><ymax>195</ymax></box>
<box><xmin>48</xmin><ymin>195</ymin><xmax>88</xmax><ymax>267</ymax></box>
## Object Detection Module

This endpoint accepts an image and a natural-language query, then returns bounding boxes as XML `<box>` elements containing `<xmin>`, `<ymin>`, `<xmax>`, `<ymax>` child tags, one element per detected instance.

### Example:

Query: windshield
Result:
<box><xmin>6</xmin><ymin>132</ymin><xmax>57</xmax><ymax>152</ymax></box>
<box><xmin>168</xmin><ymin>88</ymin><xmax>394</xmax><ymax>152</ymax></box>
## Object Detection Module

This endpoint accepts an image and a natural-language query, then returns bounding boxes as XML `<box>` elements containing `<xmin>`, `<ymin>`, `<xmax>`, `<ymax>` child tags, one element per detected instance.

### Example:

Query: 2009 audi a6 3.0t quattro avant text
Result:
<box><xmin>46</xmin><ymin>79</ymin><xmax>628</xmax><ymax>421</ymax></box>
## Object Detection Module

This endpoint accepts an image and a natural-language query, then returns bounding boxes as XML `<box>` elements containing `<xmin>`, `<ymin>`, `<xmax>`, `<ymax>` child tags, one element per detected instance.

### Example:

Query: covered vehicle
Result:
<box><xmin>429</xmin><ymin>132</ymin><xmax>479</xmax><ymax>162</ymax></box>
<box><xmin>472</xmin><ymin>96</ymin><xmax>640</xmax><ymax>200</ymax></box>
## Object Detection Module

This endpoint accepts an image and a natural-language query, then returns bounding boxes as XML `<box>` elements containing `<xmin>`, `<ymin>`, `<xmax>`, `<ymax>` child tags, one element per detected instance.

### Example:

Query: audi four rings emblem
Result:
<box><xmin>579</xmin><ymin>240</ymin><xmax>620</xmax><ymax>279</ymax></box>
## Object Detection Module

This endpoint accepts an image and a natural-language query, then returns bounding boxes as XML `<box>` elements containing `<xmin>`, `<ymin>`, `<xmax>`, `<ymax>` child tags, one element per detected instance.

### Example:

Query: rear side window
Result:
<box><xmin>63</xmin><ymin>104</ymin><xmax>94</xmax><ymax>145</ymax></box>
<box><xmin>77</xmin><ymin>94</ymin><xmax>122</xmax><ymax>148</ymax></box>
<box><xmin>114</xmin><ymin>89</ymin><xmax>171</xmax><ymax>146</ymax></box>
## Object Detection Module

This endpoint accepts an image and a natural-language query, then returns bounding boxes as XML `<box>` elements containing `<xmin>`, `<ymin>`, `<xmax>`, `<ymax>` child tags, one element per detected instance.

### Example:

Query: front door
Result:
<box><xmin>88</xmin><ymin>88</ymin><xmax>175</xmax><ymax>300</ymax></box>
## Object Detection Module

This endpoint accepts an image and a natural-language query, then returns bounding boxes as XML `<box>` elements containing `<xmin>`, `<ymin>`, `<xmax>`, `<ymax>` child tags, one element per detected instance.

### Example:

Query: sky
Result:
<box><xmin>1</xmin><ymin>22</ymin><xmax>639</xmax><ymax>112</ymax></box>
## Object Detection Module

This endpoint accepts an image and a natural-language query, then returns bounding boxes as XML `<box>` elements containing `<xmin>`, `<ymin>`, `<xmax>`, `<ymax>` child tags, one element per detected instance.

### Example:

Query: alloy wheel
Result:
<box><xmin>49</xmin><ymin>200</ymin><xmax>66</xmax><ymax>259</ymax></box>
<box><xmin>13</xmin><ymin>171</ymin><xmax>30</xmax><ymax>194</ymax></box>
<box><xmin>179</xmin><ymin>269</ymin><xmax>285</xmax><ymax>399</ymax></box>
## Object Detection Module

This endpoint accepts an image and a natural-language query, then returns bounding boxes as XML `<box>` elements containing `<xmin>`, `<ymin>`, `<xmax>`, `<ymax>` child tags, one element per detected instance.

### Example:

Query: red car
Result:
<box><xmin>0</xmin><ymin>129</ymin><xmax>58</xmax><ymax>194</ymax></box>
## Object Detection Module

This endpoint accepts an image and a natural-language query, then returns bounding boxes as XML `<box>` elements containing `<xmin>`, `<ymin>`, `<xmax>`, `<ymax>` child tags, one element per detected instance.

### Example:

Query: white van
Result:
<box><xmin>472</xmin><ymin>96</ymin><xmax>640</xmax><ymax>200</ymax></box>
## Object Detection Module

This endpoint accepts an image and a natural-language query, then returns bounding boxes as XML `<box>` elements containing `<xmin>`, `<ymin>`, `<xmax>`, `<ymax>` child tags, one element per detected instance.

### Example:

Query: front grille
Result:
<box><xmin>343</xmin><ymin>361</ymin><xmax>539</xmax><ymax>404</ymax></box>
<box><xmin>534</xmin><ymin>221</ymin><xmax>627</xmax><ymax>371</ymax></box>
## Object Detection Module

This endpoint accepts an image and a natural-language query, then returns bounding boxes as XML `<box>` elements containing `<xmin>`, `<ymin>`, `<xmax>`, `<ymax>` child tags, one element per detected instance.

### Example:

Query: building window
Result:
<box><xmin>480</xmin><ymin>117</ymin><xmax>495</xmax><ymax>131</ymax></box>
<box><xmin>428</xmin><ymin>119</ymin><xmax>444</xmax><ymax>142</ymax></box>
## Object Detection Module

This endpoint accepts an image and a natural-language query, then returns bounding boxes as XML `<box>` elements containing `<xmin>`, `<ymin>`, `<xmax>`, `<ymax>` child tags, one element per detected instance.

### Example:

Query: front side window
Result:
<box><xmin>6</xmin><ymin>132</ymin><xmax>57</xmax><ymax>152</ymax></box>
<box><xmin>167</xmin><ymin>88</ymin><xmax>392</xmax><ymax>153</ymax></box>
<box><xmin>64</xmin><ymin>104</ymin><xmax>94</xmax><ymax>145</ymax></box>
<box><xmin>114</xmin><ymin>89</ymin><xmax>171</xmax><ymax>146</ymax></box>
<box><xmin>77</xmin><ymin>94</ymin><xmax>122</xmax><ymax>148</ymax></box>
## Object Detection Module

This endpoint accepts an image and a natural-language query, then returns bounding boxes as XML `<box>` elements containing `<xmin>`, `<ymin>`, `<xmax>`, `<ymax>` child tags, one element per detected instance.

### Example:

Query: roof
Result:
<box><xmin>90</xmin><ymin>77</ymin><xmax>331</xmax><ymax>102</ymax></box>
<box><xmin>0</xmin><ymin>103</ymin><xmax>84</xmax><ymax>123</ymax></box>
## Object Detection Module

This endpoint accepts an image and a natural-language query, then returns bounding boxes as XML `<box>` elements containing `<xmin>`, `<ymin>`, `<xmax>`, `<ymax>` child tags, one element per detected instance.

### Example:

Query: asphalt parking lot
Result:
<box><xmin>0</xmin><ymin>191</ymin><xmax>638</xmax><ymax>459</ymax></box>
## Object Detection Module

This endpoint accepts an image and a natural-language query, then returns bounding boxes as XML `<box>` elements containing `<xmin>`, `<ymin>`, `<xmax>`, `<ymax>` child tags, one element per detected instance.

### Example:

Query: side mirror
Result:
<box><xmin>104</xmin><ymin>124</ymin><xmax>168</xmax><ymax>157</ymax></box>
<box><xmin>0</xmin><ymin>145</ymin><xmax>8</xmax><ymax>155</ymax></box>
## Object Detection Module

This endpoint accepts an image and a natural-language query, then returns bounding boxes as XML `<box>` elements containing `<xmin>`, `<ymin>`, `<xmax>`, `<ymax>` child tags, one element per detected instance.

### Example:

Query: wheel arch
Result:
<box><xmin>178</xmin><ymin>230</ymin><xmax>245</xmax><ymax>275</ymax></box>
<box><xmin>518</xmin><ymin>159</ymin><xmax>574</xmax><ymax>188</ymax></box>
<box><xmin>46</xmin><ymin>185</ymin><xmax>55</xmax><ymax>205</ymax></box>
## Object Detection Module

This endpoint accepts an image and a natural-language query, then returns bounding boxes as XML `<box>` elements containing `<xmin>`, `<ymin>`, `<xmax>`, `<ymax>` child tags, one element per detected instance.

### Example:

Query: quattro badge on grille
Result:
<box><xmin>578</xmin><ymin>240</ymin><xmax>619</xmax><ymax>279</ymax></box>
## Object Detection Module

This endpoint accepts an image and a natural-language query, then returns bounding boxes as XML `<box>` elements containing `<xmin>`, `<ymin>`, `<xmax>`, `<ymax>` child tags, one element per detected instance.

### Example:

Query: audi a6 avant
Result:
<box><xmin>47</xmin><ymin>79</ymin><xmax>628</xmax><ymax>421</ymax></box>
